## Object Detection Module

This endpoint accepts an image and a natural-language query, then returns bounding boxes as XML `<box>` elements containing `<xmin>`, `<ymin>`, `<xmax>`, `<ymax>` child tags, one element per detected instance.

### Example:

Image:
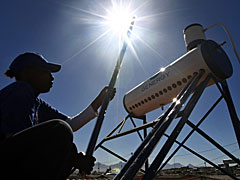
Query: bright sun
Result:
<box><xmin>105</xmin><ymin>8</ymin><xmax>135</xmax><ymax>36</ymax></box>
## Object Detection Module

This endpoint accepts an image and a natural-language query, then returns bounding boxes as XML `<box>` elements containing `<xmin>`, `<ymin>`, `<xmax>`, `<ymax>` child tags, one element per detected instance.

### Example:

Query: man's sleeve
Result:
<box><xmin>65</xmin><ymin>105</ymin><xmax>98</xmax><ymax>131</ymax></box>
<box><xmin>38</xmin><ymin>99</ymin><xmax>98</xmax><ymax>132</ymax></box>
<box><xmin>37</xmin><ymin>99</ymin><xmax>68</xmax><ymax>123</ymax></box>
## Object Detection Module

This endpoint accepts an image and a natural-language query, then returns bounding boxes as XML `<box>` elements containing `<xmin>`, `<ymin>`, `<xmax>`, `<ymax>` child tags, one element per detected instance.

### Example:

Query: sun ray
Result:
<box><xmin>59</xmin><ymin>0</ymin><xmax>168</xmax><ymax>73</ymax></box>
<box><xmin>137</xmin><ymin>8</ymin><xmax>189</xmax><ymax>22</ymax></box>
<box><xmin>127</xmin><ymin>34</ymin><xmax>147</xmax><ymax>74</ymax></box>
<box><xmin>62</xmin><ymin>29</ymin><xmax>111</xmax><ymax>65</ymax></box>
<box><xmin>95</xmin><ymin>1</ymin><xmax>113</xmax><ymax>16</ymax></box>
<box><xmin>126</xmin><ymin>0</ymin><xmax>134</xmax><ymax>11</ymax></box>
<box><xmin>132</xmin><ymin>25</ymin><xmax>190</xmax><ymax>77</ymax></box>
<box><xmin>133</xmin><ymin>24</ymin><xmax>155</xmax><ymax>32</ymax></box>
<box><xmin>131</xmin><ymin>30</ymin><xmax>167</xmax><ymax>63</ymax></box>
<box><xmin>131</xmin><ymin>0</ymin><xmax>151</xmax><ymax>15</ymax></box>
<box><xmin>58</xmin><ymin>1</ymin><xmax>109</xmax><ymax>20</ymax></box>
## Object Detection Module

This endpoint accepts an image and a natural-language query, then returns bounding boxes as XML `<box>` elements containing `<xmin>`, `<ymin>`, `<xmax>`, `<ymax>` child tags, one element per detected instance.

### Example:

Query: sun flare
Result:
<box><xmin>105</xmin><ymin>8</ymin><xmax>135</xmax><ymax>36</ymax></box>
<box><xmin>61</xmin><ymin>0</ymin><xmax>166</xmax><ymax>68</ymax></box>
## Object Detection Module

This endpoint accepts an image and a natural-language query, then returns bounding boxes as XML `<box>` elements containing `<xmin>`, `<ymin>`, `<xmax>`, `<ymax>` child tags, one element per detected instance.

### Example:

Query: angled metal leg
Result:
<box><xmin>212</xmin><ymin>77</ymin><xmax>240</xmax><ymax>149</ymax></box>
<box><xmin>142</xmin><ymin>116</ymin><xmax>149</xmax><ymax>171</ymax></box>
<box><xmin>220</xmin><ymin>80</ymin><xmax>240</xmax><ymax>149</ymax></box>
<box><xmin>158</xmin><ymin>96</ymin><xmax>223</xmax><ymax>171</ymax></box>
<box><xmin>186</xmin><ymin>120</ymin><xmax>240</xmax><ymax>164</ymax></box>
<box><xmin>142</xmin><ymin>73</ymin><xmax>211</xmax><ymax>179</ymax></box>
<box><xmin>99</xmin><ymin>145</ymin><xmax>128</xmax><ymax>163</ymax></box>
<box><xmin>129</xmin><ymin>117</ymin><xmax>144</xmax><ymax>141</ymax></box>
<box><xmin>99</xmin><ymin>145</ymin><xmax>145</xmax><ymax>173</ymax></box>
<box><xmin>95</xmin><ymin>115</ymin><xmax>130</xmax><ymax>150</ymax></box>
<box><xmin>162</xmin><ymin>134</ymin><xmax>239</xmax><ymax>180</ymax></box>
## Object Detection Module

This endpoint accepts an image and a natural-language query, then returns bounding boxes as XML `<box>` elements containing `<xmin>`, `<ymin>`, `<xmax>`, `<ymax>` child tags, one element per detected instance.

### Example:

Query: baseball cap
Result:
<box><xmin>9</xmin><ymin>52</ymin><xmax>61</xmax><ymax>75</ymax></box>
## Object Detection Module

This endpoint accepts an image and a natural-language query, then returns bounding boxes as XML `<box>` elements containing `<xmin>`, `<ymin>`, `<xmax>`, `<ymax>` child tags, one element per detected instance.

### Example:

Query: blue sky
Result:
<box><xmin>1</xmin><ymin>0</ymin><xmax>240</xmax><ymax>167</ymax></box>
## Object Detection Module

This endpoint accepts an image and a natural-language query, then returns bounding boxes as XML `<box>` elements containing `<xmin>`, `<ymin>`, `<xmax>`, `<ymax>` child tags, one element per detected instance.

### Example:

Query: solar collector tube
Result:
<box><xmin>123</xmin><ymin>40</ymin><xmax>233</xmax><ymax>117</ymax></box>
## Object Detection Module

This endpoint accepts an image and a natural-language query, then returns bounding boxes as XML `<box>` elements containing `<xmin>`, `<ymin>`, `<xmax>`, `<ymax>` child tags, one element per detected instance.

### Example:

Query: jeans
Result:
<box><xmin>0</xmin><ymin>119</ymin><xmax>77</xmax><ymax>180</ymax></box>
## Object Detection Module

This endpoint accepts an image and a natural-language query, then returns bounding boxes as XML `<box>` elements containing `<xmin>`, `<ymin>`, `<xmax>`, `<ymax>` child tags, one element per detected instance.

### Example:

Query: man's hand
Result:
<box><xmin>91</xmin><ymin>86</ymin><xmax>116</xmax><ymax>112</ymax></box>
<box><xmin>75</xmin><ymin>152</ymin><xmax>96</xmax><ymax>174</ymax></box>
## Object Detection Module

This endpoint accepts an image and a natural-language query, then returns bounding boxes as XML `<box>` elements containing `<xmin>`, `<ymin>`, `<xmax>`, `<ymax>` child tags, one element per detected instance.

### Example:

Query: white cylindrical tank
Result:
<box><xmin>123</xmin><ymin>40</ymin><xmax>232</xmax><ymax>117</ymax></box>
<box><xmin>184</xmin><ymin>24</ymin><xmax>206</xmax><ymax>51</ymax></box>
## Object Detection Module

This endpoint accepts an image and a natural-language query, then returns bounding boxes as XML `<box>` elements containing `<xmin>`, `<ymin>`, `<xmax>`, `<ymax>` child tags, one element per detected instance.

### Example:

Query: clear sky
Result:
<box><xmin>0</xmin><ymin>0</ymin><xmax>240</xmax><ymax>167</ymax></box>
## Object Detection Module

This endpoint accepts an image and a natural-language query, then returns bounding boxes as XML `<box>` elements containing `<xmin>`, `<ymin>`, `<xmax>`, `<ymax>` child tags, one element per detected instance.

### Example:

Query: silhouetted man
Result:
<box><xmin>0</xmin><ymin>52</ymin><xmax>115</xmax><ymax>180</ymax></box>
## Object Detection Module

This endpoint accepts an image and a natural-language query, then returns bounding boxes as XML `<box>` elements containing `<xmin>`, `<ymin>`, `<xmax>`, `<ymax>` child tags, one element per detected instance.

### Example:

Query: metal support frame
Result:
<box><xmin>95</xmin><ymin>114</ymin><xmax>149</xmax><ymax>173</ymax></box>
<box><xmin>158</xmin><ymin>96</ymin><xmax>224</xmax><ymax>171</ymax></box>
<box><xmin>95</xmin><ymin>71</ymin><xmax>239</xmax><ymax>180</ymax></box>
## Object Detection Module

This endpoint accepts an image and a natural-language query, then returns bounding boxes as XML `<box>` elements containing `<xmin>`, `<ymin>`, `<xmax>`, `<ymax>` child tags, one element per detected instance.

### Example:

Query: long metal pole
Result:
<box><xmin>86</xmin><ymin>17</ymin><xmax>136</xmax><ymax>156</ymax></box>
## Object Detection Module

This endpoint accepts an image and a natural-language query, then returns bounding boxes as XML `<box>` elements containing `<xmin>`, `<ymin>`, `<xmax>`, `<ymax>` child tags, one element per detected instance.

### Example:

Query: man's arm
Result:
<box><xmin>66</xmin><ymin>87</ymin><xmax>116</xmax><ymax>132</ymax></box>
<box><xmin>65</xmin><ymin>105</ymin><xmax>98</xmax><ymax>131</ymax></box>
